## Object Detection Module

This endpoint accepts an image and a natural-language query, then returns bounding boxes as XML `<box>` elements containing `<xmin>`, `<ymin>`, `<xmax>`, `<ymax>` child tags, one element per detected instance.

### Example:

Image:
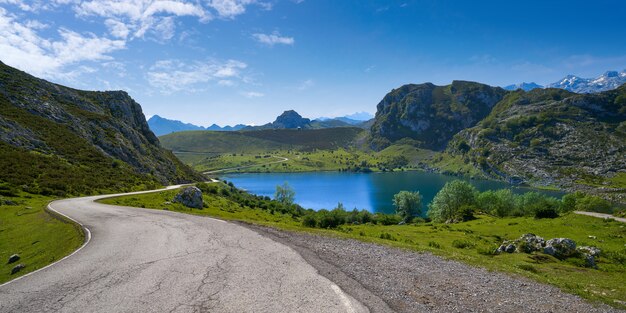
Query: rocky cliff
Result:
<box><xmin>369</xmin><ymin>81</ymin><xmax>507</xmax><ymax>150</ymax></box>
<box><xmin>446</xmin><ymin>87</ymin><xmax>626</xmax><ymax>201</ymax></box>
<box><xmin>0</xmin><ymin>61</ymin><xmax>202</xmax><ymax>196</ymax></box>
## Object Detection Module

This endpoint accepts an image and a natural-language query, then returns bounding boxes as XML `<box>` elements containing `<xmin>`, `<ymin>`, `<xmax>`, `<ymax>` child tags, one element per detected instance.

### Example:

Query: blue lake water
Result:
<box><xmin>222</xmin><ymin>171</ymin><xmax>565</xmax><ymax>215</ymax></box>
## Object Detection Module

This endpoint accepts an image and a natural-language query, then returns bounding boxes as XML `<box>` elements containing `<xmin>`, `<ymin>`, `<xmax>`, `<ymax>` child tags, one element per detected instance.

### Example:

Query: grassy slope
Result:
<box><xmin>162</xmin><ymin>128</ymin><xmax>438</xmax><ymax>173</ymax></box>
<box><xmin>0</xmin><ymin>195</ymin><xmax>83</xmax><ymax>283</ymax></box>
<box><xmin>101</xmin><ymin>188</ymin><xmax>626</xmax><ymax>309</ymax></box>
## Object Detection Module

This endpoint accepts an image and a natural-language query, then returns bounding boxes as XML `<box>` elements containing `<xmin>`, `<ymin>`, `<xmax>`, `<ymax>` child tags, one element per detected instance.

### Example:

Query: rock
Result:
<box><xmin>173</xmin><ymin>186</ymin><xmax>203</xmax><ymax>209</ymax></box>
<box><xmin>516</xmin><ymin>233</ymin><xmax>545</xmax><ymax>253</ymax></box>
<box><xmin>588</xmin><ymin>235</ymin><xmax>597</xmax><ymax>240</ymax></box>
<box><xmin>11</xmin><ymin>264</ymin><xmax>25</xmax><ymax>275</ymax></box>
<box><xmin>8</xmin><ymin>254</ymin><xmax>20</xmax><ymax>264</ymax></box>
<box><xmin>583</xmin><ymin>254</ymin><xmax>597</xmax><ymax>269</ymax></box>
<box><xmin>543</xmin><ymin>238</ymin><xmax>577</xmax><ymax>259</ymax></box>
<box><xmin>577</xmin><ymin>246</ymin><xmax>601</xmax><ymax>257</ymax></box>
<box><xmin>497</xmin><ymin>243</ymin><xmax>516</xmax><ymax>253</ymax></box>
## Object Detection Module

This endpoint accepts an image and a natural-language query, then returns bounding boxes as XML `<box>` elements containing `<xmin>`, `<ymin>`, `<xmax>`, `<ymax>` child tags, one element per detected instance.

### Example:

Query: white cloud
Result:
<box><xmin>147</xmin><ymin>58</ymin><xmax>248</xmax><ymax>93</ymax></box>
<box><xmin>208</xmin><ymin>0</ymin><xmax>255</xmax><ymax>18</ymax></box>
<box><xmin>241</xmin><ymin>91</ymin><xmax>264</xmax><ymax>98</ymax></box>
<box><xmin>0</xmin><ymin>8</ymin><xmax>125</xmax><ymax>79</ymax></box>
<box><xmin>75</xmin><ymin>0</ymin><xmax>210</xmax><ymax>40</ymax></box>
<box><xmin>105</xmin><ymin>18</ymin><xmax>129</xmax><ymax>38</ymax></box>
<box><xmin>252</xmin><ymin>31</ymin><xmax>294</xmax><ymax>46</ymax></box>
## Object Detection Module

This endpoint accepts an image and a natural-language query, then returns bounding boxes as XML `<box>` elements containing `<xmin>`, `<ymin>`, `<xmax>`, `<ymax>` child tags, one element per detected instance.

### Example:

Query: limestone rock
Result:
<box><xmin>173</xmin><ymin>186</ymin><xmax>203</xmax><ymax>209</ymax></box>
<box><xmin>543</xmin><ymin>238</ymin><xmax>577</xmax><ymax>259</ymax></box>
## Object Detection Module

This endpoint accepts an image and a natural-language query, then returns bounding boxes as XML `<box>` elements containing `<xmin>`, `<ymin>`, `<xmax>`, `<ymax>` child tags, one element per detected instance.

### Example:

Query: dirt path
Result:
<box><xmin>574</xmin><ymin>211</ymin><xmax>626</xmax><ymax>223</ymax></box>
<box><xmin>203</xmin><ymin>156</ymin><xmax>289</xmax><ymax>175</ymax></box>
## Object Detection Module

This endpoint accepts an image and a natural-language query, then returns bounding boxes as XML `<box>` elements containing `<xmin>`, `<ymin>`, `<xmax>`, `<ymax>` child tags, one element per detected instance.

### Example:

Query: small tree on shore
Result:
<box><xmin>393</xmin><ymin>191</ymin><xmax>422</xmax><ymax>223</ymax></box>
<box><xmin>428</xmin><ymin>180</ymin><xmax>477</xmax><ymax>223</ymax></box>
<box><xmin>274</xmin><ymin>182</ymin><xmax>295</xmax><ymax>206</ymax></box>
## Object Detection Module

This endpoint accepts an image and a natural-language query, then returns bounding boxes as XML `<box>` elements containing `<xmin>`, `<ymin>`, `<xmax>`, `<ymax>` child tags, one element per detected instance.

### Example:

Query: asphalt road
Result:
<box><xmin>0</xmin><ymin>187</ymin><xmax>367</xmax><ymax>313</ymax></box>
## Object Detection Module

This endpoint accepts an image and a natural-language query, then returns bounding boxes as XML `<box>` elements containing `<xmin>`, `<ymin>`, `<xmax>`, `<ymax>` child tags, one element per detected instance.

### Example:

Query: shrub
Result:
<box><xmin>302</xmin><ymin>214</ymin><xmax>317</xmax><ymax>228</ymax></box>
<box><xmin>375</xmin><ymin>213</ymin><xmax>402</xmax><ymax>225</ymax></box>
<box><xmin>274</xmin><ymin>182</ymin><xmax>295</xmax><ymax>205</ymax></box>
<box><xmin>452</xmin><ymin>239</ymin><xmax>475</xmax><ymax>249</ymax></box>
<box><xmin>534</xmin><ymin>207</ymin><xmax>559</xmax><ymax>219</ymax></box>
<box><xmin>428</xmin><ymin>241</ymin><xmax>441</xmax><ymax>248</ymax></box>
<box><xmin>478</xmin><ymin>189</ymin><xmax>515</xmax><ymax>217</ymax></box>
<box><xmin>428</xmin><ymin>180</ymin><xmax>478</xmax><ymax>223</ymax></box>
<box><xmin>392</xmin><ymin>190</ymin><xmax>422</xmax><ymax>223</ymax></box>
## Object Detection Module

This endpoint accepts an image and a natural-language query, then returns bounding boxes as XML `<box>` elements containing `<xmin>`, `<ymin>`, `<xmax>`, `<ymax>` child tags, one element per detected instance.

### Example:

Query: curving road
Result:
<box><xmin>0</xmin><ymin>187</ymin><xmax>367</xmax><ymax>313</ymax></box>
<box><xmin>574</xmin><ymin>211</ymin><xmax>626</xmax><ymax>223</ymax></box>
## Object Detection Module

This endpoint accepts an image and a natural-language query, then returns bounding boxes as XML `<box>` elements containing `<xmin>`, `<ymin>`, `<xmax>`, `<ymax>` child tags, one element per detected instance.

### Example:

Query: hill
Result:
<box><xmin>0</xmin><ymin>61</ymin><xmax>202</xmax><ymax>196</ymax></box>
<box><xmin>147</xmin><ymin>115</ymin><xmax>247</xmax><ymax>136</ymax></box>
<box><xmin>441</xmin><ymin>86</ymin><xmax>626</xmax><ymax>201</ymax></box>
<box><xmin>369</xmin><ymin>81</ymin><xmax>507</xmax><ymax>150</ymax></box>
<box><xmin>160</xmin><ymin>127</ymin><xmax>366</xmax><ymax>153</ymax></box>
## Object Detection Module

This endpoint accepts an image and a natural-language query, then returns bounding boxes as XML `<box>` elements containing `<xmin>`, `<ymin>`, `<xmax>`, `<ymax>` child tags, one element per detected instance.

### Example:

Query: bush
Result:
<box><xmin>428</xmin><ymin>180</ymin><xmax>478</xmax><ymax>223</ymax></box>
<box><xmin>392</xmin><ymin>190</ymin><xmax>422</xmax><ymax>223</ymax></box>
<box><xmin>534</xmin><ymin>207</ymin><xmax>559</xmax><ymax>219</ymax></box>
<box><xmin>374</xmin><ymin>213</ymin><xmax>402</xmax><ymax>225</ymax></box>
<box><xmin>478</xmin><ymin>189</ymin><xmax>515</xmax><ymax>217</ymax></box>
<box><xmin>452</xmin><ymin>239</ymin><xmax>475</xmax><ymax>249</ymax></box>
<box><xmin>428</xmin><ymin>241</ymin><xmax>441</xmax><ymax>248</ymax></box>
<box><xmin>302</xmin><ymin>214</ymin><xmax>317</xmax><ymax>228</ymax></box>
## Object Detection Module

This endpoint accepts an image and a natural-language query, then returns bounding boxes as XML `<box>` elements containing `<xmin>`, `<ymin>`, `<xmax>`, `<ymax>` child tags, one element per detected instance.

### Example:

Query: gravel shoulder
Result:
<box><xmin>241</xmin><ymin>222</ymin><xmax>624</xmax><ymax>313</ymax></box>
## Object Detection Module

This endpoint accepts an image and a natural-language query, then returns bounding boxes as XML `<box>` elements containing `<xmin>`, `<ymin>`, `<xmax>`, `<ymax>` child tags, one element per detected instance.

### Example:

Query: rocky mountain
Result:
<box><xmin>503</xmin><ymin>82</ymin><xmax>543</xmax><ymax>91</ymax></box>
<box><xmin>445</xmin><ymin>86</ymin><xmax>626</xmax><ymax>201</ymax></box>
<box><xmin>369</xmin><ymin>81</ymin><xmax>507</xmax><ymax>150</ymax></box>
<box><xmin>148</xmin><ymin>115</ymin><xmax>246</xmax><ymax>136</ymax></box>
<box><xmin>0</xmin><ymin>61</ymin><xmax>202</xmax><ymax>196</ymax></box>
<box><xmin>271</xmin><ymin>110</ymin><xmax>311</xmax><ymax>128</ymax></box>
<box><xmin>546</xmin><ymin>70</ymin><xmax>626</xmax><ymax>93</ymax></box>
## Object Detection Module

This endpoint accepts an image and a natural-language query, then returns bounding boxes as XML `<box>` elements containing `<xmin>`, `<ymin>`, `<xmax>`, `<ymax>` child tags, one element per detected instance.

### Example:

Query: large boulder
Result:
<box><xmin>543</xmin><ymin>238</ymin><xmax>577</xmax><ymax>259</ymax></box>
<box><xmin>173</xmin><ymin>186</ymin><xmax>203</xmax><ymax>209</ymax></box>
<box><xmin>8</xmin><ymin>254</ymin><xmax>20</xmax><ymax>264</ymax></box>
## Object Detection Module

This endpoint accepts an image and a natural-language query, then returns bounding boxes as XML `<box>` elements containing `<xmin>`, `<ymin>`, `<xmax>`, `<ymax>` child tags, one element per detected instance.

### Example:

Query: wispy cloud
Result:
<box><xmin>0</xmin><ymin>7</ymin><xmax>125</xmax><ymax>79</ymax></box>
<box><xmin>241</xmin><ymin>91</ymin><xmax>264</xmax><ymax>98</ymax></box>
<box><xmin>252</xmin><ymin>31</ymin><xmax>294</xmax><ymax>46</ymax></box>
<box><xmin>146</xmin><ymin>59</ymin><xmax>248</xmax><ymax>93</ymax></box>
<box><xmin>297</xmin><ymin>79</ymin><xmax>314</xmax><ymax>90</ymax></box>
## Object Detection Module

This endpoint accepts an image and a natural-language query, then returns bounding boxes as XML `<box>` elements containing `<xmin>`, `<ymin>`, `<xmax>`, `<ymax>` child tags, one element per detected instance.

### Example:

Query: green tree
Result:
<box><xmin>274</xmin><ymin>182</ymin><xmax>295</xmax><ymax>205</ymax></box>
<box><xmin>428</xmin><ymin>180</ymin><xmax>477</xmax><ymax>223</ymax></box>
<box><xmin>392</xmin><ymin>191</ymin><xmax>422</xmax><ymax>223</ymax></box>
<box><xmin>477</xmin><ymin>189</ymin><xmax>515</xmax><ymax>217</ymax></box>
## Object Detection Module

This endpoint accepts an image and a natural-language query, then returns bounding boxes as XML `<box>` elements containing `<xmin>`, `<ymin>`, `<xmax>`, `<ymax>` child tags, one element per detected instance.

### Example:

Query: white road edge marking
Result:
<box><xmin>330</xmin><ymin>283</ymin><xmax>356</xmax><ymax>313</ymax></box>
<box><xmin>0</xmin><ymin>202</ymin><xmax>92</xmax><ymax>288</ymax></box>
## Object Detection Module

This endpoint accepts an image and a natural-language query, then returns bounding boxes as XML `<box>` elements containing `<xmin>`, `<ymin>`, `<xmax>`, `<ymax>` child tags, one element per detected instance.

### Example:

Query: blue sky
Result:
<box><xmin>1</xmin><ymin>0</ymin><xmax>625</xmax><ymax>126</ymax></box>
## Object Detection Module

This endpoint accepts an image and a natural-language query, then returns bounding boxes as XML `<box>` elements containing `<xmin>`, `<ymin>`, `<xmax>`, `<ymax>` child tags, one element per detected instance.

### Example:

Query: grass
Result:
<box><xmin>0</xmin><ymin>195</ymin><xmax>84</xmax><ymax>283</ymax></box>
<box><xmin>100</xmin><ymin>187</ymin><xmax>626</xmax><ymax>309</ymax></box>
<box><xmin>175</xmin><ymin>146</ymin><xmax>438</xmax><ymax>174</ymax></box>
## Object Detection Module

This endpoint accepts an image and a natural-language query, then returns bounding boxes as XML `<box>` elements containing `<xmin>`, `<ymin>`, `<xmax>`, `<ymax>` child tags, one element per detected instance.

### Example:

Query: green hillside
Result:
<box><xmin>0</xmin><ymin>61</ymin><xmax>202</xmax><ymax>197</ymax></box>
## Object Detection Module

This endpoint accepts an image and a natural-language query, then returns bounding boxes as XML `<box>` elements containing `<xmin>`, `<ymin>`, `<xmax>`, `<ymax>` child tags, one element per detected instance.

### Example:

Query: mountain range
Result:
<box><xmin>148</xmin><ymin>115</ymin><xmax>246</xmax><ymax>136</ymax></box>
<box><xmin>504</xmin><ymin>69</ymin><xmax>626</xmax><ymax>93</ymax></box>
<box><xmin>148</xmin><ymin>112</ymin><xmax>373</xmax><ymax>136</ymax></box>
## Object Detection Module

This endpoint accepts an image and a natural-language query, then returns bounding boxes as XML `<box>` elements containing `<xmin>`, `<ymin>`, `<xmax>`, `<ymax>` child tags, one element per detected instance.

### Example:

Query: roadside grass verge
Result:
<box><xmin>99</xmin><ymin>187</ymin><xmax>626</xmax><ymax>309</ymax></box>
<box><xmin>0</xmin><ymin>195</ymin><xmax>84</xmax><ymax>284</ymax></box>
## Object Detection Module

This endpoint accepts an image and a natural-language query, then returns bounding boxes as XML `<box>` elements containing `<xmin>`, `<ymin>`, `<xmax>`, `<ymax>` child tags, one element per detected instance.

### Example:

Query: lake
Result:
<box><xmin>222</xmin><ymin>171</ymin><xmax>564</xmax><ymax>215</ymax></box>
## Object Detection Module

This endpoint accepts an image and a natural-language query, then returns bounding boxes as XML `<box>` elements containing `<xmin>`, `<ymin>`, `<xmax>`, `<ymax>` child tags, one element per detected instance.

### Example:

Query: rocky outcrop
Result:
<box><xmin>369</xmin><ymin>81</ymin><xmax>507</xmax><ymax>150</ymax></box>
<box><xmin>497</xmin><ymin>234</ymin><xmax>601</xmax><ymax>268</ymax></box>
<box><xmin>543</xmin><ymin>238</ymin><xmax>577</xmax><ymax>259</ymax></box>
<box><xmin>446</xmin><ymin>86</ymin><xmax>626</xmax><ymax>202</ymax></box>
<box><xmin>173</xmin><ymin>186</ymin><xmax>203</xmax><ymax>209</ymax></box>
<box><xmin>0</xmin><ymin>61</ymin><xmax>203</xmax><ymax>195</ymax></box>
<box><xmin>271</xmin><ymin>110</ymin><xmax>311</xmax><ymax>129</ymax></box>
